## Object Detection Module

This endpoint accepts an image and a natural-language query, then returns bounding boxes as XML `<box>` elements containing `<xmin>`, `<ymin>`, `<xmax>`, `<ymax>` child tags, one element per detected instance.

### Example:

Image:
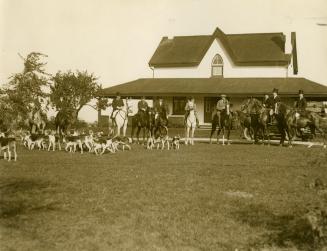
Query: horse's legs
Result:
<box><xmin>210</xmin><ymin>121</ymin><xmax>217</xmax><ymax>144</ymax></box>
<box><xmin>131</xmin><ymin>124</ymin><xmax>135</xmax><ymax>143</ymax></box>
<box><xmin>136</xmin><ymin>126</ymin><xmax>141</xmax><ymax>144</ymax></box>
<box><xmin>216</xmin><ymin>128</ymin><xmax>221</xmax><ymax>145</ymax></box>
<box><xmin>191</xmin><ymin>126</ymin><xmax>195</xmax><ymax>145</ymax></box>
<box><xmin>123</xmin><ymin>123</ymin><xmax>127</xmax><ymax>137</ymax></box>
<box><xmin>221</xmin><ymin>127</ymin><xmax>225</xmax><ymax>146</ymax></box>
<box><xmin>185</xmin><ymin>127</ymin><xmax>189</xmax><ymax>145</ymax></box>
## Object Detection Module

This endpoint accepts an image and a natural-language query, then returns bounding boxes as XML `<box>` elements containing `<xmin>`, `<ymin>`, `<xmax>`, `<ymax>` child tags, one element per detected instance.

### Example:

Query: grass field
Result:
<box><xmin>0</xmin><ymin>143</ymin><xmax>326</xmax><ymax>251</ymax></box>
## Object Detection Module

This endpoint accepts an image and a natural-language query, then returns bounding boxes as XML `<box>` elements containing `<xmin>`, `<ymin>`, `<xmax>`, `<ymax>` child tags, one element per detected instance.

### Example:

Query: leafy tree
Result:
<box><xmin>50</xmin><ymin>70</ymin><xmax>108</xmax><ymax>120</ymax></box>
<box><xmin>5</xmin><ymin>52</ymin><xmax>50</xmax><ymax>116</ymax></box>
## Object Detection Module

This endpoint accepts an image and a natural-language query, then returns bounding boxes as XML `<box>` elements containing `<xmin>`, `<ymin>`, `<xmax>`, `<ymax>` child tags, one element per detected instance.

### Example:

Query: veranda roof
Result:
<box><xmin>99</xmin><ymin>78</ymin><xmax>327</xmax><ymax>98</ymax></box>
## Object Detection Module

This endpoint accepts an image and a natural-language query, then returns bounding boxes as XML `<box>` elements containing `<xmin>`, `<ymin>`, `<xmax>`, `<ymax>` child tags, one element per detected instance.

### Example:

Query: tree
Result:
<box><xmin>5</xmin><ymin>52</ymin><xmax>50</xmax><ymax>116</ymax></box>
<box><xmin>50</xmin><ymin>70</ymin><xmax>107</xmax><ymax>120</ymax></box>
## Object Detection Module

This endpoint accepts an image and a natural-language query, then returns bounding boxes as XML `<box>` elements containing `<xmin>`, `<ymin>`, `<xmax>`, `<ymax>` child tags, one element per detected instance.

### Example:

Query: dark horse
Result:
<box><xmin>274</xmin><ymin>102</ymin><xmax>296</xmax><ymax>147</ymax></box>
<box><xmin>209</xmin><ymin>106</ymin><xmax>233</xmax><ymax>145</ymax></box>
<box><xmin>283</xmin><ymin>107</ymin><xmax>326</xmax><ymax>148</ymax></box>
<box><xmin>235</xmin><ymin>110</ymin><xmax>252</xmax><ymax>140</ymax></box>
<box><xmin>242</xmin><ymin>98</ymin><xmax>270</xmax><ymax>144</ymax></box>
<box><xmin>131</xmin><ymin>107</ymin><xmax>155</xmax><ymax>144</ymax></box>
<box><xmin>55</xmin><ymin>108</ymin><xmax>78</xmax><ymax>135</ymax></box>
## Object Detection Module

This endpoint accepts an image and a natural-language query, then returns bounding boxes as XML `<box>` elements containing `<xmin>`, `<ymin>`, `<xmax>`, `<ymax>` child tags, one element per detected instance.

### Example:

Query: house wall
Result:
<box><xmin>153</xmin><ymin>38</ymin><xmax>294</xmax><ymax>78</ymax></box>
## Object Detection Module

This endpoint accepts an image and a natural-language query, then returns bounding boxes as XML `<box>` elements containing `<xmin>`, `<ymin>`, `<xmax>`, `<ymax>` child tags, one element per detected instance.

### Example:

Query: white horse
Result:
<box><xmin>110</xmin><ymin>99</ymin><xmax>132</xmax><ymax>137</ymax></box>
<box><xmin>185</xmin><ymin>110</ymin><xmax>197</xmax><ymax>145</ymax></box>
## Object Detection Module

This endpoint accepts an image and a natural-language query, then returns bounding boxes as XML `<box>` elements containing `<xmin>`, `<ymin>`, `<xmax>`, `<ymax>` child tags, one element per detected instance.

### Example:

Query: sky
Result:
<box><xmin>1</xmin><ymin>0</ymin><xmax>327</xmax><ymax>121</ymax></box>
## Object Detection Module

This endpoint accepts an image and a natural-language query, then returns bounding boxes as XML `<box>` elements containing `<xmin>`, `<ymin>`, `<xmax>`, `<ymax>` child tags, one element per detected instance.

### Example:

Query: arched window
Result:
<box><xmin>211</xmin><ymin>54</ymin><xmax>223</xmax><ymax>77</ymax></box>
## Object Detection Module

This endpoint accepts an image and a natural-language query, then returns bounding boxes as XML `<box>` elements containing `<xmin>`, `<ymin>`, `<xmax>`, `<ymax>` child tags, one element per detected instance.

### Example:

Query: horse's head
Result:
<box><xmin>276</xmin><ymin>102</ymin><xmax>288</xmax><ymax>115</ymax></box>
<box><xmin>246</xmin><ymin>98</ymin><xmax>263</xmax><ymax>114</ymax></box>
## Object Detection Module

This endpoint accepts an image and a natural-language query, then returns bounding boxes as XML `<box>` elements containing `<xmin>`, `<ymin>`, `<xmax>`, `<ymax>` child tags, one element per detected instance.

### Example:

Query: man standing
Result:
<box><xmin>214</xmin><ymin>94</ymin><xmax>229</xmax><ymax>128</ymax></box>
<box><xmin>184</xmin><ymin>96</ymin><xmax>199</xmax><ymax>127</ymax></box>
<box><xmin>270</xmin><ymin>88</ymin><xmax>281</xmax><ymax>124</ymax></box>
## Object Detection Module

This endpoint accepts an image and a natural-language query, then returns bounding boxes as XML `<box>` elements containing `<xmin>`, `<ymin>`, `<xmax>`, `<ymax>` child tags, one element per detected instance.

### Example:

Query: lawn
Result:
<box><xmin>0</xmin><ymin>143</ymin><xmax>326</xmax><ymax>251</ymax></box>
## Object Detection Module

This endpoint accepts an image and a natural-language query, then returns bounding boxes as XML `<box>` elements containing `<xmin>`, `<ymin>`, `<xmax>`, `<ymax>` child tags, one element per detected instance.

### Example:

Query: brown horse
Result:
<box><xmin>55</xmin><ymin>108</ymin><xmax>78</xmax><ymax>135</ymax></box>
<box><xmin>131</xmin><ymin>107</ymin><xmax>155</xmax><ymax>144</ymax></box>
<box><xmin>242</xmin><ymin>98</ymin><xmax>270</xmax><ymax>145</ymax></box>
<box><xmin>209</xmin><ymin>105</ymin><xmax>233</xmax><ymax>145</ymax></box>
<box><xmin>284</xmin><ymin>109</ymin><xmax>326</xmax><ymax>148</ymax></box>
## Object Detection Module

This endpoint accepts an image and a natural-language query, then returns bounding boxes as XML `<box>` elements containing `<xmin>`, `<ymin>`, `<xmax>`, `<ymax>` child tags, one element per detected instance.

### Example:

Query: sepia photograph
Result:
<box><xmin>1</xmin><ymin>0</ymin><xmax>327</xmax><ymax>250</ymax></box>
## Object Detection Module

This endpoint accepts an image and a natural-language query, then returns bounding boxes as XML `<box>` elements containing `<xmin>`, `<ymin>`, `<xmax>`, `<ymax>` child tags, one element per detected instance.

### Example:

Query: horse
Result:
<box><xmin>275</xmin><ymin>102</ymin><xmax>295</xmax><ymax>147</ymax></box>
<box><xmin>242</xmin><ymin>98</ymin><xmax>270</xmax><ymax>145</ymax></box>
<box><xmin>131</xmin><ymin>107</ymin><xmax>155</xmax><ymax>144</ymax></box>
<box><xmin>154</xmin><ymin>108</ymin><xmax>168</xmax><ymax>136</ymax></box>
<box><xmin>209</xmin><ymin>104</ymin><xmax>233</xmax><ymax>145</ymax></box>
<box><xmin>55</xmin><ymin>108</ymin><xmax>77</xmax><ymax>135</ymax></box>
<box><xmin>185</xmin><ymin>109</ymin><xmax>197</xmax><ymax>145</ymax></box>
<box><xmin>110</xmin><ymin>99</ymin><xmax>132</xmax><ymax>137</ymax></box>
<box><xmin>235</xmin><ymin>110</ymin><xmax>252</xmax><ymax>140</ymax></box>
<box><xmin>27</xmin><ymin>109</ymin><xmax>47</xmax><ymax>134</ymax></box>
<box><xmin>284</xmin><ymin>109</ymin><xmax>326</xmax><ymax>148</ymax></box>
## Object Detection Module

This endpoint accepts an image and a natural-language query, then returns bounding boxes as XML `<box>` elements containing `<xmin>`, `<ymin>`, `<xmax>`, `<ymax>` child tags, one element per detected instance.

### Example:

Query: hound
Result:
<box><xmin>93</xmin><ymin>138</ymin><xmax>116</xmax><ymax>155</ymax></box>
<box><xmin>63</xmin><ymin>135</ymin><xmax>83</xmax><ymax>154</ymax></box>
<box><xmin>48</xmin><ymin>132</ymin><xmax>62</xmax><ymax>151</ymax></box>
<box><xmin>0</xmin><ymin>133</ymin><xmax>17</xmax><ymax>161</ymax></box>
<box><xmin>27</xmin><ymin>134</ymin><xmax>47</xmax><ymax>150</ymax></box>
<box><xmin>146</xmin><ymin>135</ymin><xmax>170</xmax><ymax>150</ymax></box>
<box><xmin>171</xmin><ymin>135</ymin><xmax>181</xmax><ymax>150</ymax></box>
<box><xmin>112</xmin><ymin>136</ymin><xmax>132</xmax><ymax>151</ymax></box>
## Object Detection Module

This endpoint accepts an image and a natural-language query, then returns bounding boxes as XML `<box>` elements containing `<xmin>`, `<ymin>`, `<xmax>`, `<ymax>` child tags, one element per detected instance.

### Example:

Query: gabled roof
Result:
<box><xmin>149</xmin><ymin>27</ymin><xmax>294</xmax><ymax>69</ymax></box>
<box><xmin>99</xmin><ymin>78</ymin><xmax>327</xmax><ymax>97</ymax></box>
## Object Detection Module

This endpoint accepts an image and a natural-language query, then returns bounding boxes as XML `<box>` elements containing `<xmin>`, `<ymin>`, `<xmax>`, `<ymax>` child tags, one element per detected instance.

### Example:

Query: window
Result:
<box><xmin>173</xmin><ymin>97</ymin><xmax>187</xmax><ymax>115</ymax></box>
<box><xmin>211</xmin><ymin>54</ymin><xmax>223</xmax><ymax>77</ymax></box>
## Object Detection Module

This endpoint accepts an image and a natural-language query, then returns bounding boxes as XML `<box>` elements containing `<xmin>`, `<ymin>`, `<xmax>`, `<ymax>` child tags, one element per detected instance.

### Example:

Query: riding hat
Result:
<box><xmin>221</xmin><ymin>94</ymin><xmax>227</xmax><ymax>98</ymax></box>
<box><xmin>298</xmin><ymin>89</ymin><xmax>304</xmax><ymax>94</ymax></box>
<box><xmin>272</xmin><ymin>88</ymin><xmax>278</xmax><ymax>94</ymax></box>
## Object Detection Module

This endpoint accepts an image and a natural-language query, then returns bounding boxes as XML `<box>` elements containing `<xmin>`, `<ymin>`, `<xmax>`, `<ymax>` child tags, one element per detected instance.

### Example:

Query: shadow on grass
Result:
<box><xmin>232</xmin><ymin>203</ymin><xmax>321</xmax><ymax>251</ymax></box>
<box><xmin>0</xmin><ymin>178</ymin><xmax>60</xmax><ymax>221</ymax></box>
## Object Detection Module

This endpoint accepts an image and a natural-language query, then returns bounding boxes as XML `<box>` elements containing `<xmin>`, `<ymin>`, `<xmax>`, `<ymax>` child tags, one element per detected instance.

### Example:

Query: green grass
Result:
<box><xmin>0</xmin><ymin>144</ymin><xmax>326</xmax><ymax>251</ymax></box>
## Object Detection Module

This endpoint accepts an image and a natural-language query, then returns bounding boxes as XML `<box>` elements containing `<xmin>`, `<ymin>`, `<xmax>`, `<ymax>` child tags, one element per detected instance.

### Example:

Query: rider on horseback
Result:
<box><xmin>214</xmin><ymin>94</ymin><xmax>229</xmax><ymax>128</ymax></box>
<box><xmin>110</xmin><ymin>92</ymin><xmax>124</xmax><ymax>123</ymax></box>
<box><xmin>262</xmin><ymin>93</ymin><xmax>273</xmax><ymax>123</ymax></box>
<box><xmin>153</xmin><ymin>97</ymin><xmax>169</xmax><ymax>135</ymax></box>
<box><xmin>184</xmin><ymin>97</ymin><xmax>199</xmax><ymax>127</ymax></box>
<box><xmin>137</xmin><ymin>96</ymin><xmax>149</xmax><ymax>125</ymax></box>
<box><xmin>294</xmin><ymin>90</ymin><xmax>307</xmax><ymax>114</ymax></box>
<box><xmin>270</xmin><ymin>88</ymin><xmax>281</xmax><ymax>124</ymax></box>
<box><xmin>138</xmin><ymin>96</ymin><xmax>149</xmax><ymax>115</ymax></box>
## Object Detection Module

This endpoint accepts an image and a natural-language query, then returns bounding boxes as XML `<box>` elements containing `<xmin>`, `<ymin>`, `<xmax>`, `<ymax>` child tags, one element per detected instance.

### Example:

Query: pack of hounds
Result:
<box><xmin>0</xmin><ymin>128</ymin><xmax>181</xmax><ymax>162</ymax></box>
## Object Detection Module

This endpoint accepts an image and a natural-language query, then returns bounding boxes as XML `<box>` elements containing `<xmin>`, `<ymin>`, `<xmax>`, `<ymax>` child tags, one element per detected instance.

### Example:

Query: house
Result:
<box><xmin>98</xmin><ymin>27</ymin><xmax>327</xmax><ymax>126</ymax></box>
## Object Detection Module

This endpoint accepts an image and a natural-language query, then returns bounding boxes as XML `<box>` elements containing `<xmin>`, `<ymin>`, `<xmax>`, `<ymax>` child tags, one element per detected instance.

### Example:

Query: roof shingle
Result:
<box><xmin>148</xmin><ymin>27</ymin><xmax>292</xmax><ymax>68</ymax></box>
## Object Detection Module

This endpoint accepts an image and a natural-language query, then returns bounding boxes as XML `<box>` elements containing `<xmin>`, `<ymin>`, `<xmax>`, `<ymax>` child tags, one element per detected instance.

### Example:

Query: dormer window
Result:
<box><xmin>211</xmin><ymin>54</ymin><xmax>223</xmax><ymax>77</ymax></box>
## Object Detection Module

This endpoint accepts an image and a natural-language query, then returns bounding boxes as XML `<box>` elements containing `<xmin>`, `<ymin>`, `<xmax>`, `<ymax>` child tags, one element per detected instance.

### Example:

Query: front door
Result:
<box><xmin>204</xmin><ymin>97</ymin><xmax>217</xmax><ymax>123</ymax></box>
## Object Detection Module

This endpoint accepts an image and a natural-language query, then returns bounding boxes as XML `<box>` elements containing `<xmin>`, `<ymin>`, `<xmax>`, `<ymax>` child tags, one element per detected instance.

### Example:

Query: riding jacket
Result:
<box><xmin>216</xmin><ymin>98</ymin><xmax>229</xmax><ymax>111</ymax></box>
<box><xmin>263</xmin><ymin>97</ymin><xmax>272</xmax><ymax>109</ymax></box>
<box><xmin>185</xmin><ymin>101</ymin><xmax>197</xmax><ymax>111</ymax></box>
<box><xmin>271</xmin><ymin>95</ymin><xmax>281</xmax><ymax>114</ymax></box>
<box><xmin>112</xmin><ymin>98</ymin><xmax>124</xmax><ymax>111</ymax></box>
<box><xmin>138</xmin><ymin>100</ymin><xmax>148</xmax><ymax>112</ymax></box>
<box><xmin>295</xmin><ymin>97</ymin><xmax>307</xmax><ymax>111</ymax></box>
<box><xmin>154</xmin><ymin>100</ymin><xmax>169</xmax><ymax>115</ymax></box>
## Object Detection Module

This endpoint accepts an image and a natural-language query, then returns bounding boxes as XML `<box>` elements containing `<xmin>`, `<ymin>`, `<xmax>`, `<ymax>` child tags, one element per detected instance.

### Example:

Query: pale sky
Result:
<box><xmin>1</xmin><ymin>0</ymin><xmax>327</xmax><ymax>121</ymax></box>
